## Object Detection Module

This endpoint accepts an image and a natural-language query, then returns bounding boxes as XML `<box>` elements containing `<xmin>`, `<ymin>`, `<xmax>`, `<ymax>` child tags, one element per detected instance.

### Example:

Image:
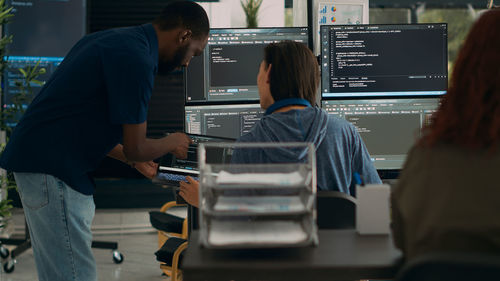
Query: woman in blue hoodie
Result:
<box><xmin>179</xmin><ymin>41</ymin><xmax>380</xmax><ymax>207</ymax></box>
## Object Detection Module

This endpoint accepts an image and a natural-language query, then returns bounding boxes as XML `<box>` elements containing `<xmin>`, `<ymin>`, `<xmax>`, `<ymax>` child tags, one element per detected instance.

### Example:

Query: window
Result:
<box><xmin>418</xmin><ymin>8</ymin><xmax>479</xmax><ymax>74</ymax></box>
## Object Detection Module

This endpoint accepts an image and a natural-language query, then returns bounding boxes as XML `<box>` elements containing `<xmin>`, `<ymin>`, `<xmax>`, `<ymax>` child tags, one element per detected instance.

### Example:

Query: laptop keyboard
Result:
<box><xmin>154</xmin><ymin>173</ymin><xmax>199</xmax><ymax>186</ymax></box>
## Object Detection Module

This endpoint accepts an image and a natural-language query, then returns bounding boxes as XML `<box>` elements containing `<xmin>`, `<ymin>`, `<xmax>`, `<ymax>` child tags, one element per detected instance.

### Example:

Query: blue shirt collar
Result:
<box><xmin>141</xmin><ymin>23</ymin><xmax>159</xmax><ymax>71</ymax></box>
<box><xmin>265</xmin><ymin>98</ymin><xmax>312</xmax><ymax>115</ymax></box>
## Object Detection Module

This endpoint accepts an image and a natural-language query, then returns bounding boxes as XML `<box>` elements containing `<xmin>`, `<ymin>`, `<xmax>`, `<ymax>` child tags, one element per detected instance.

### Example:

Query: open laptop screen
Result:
<box><xmin>155</xmin><ymin>134</ymin><xmax>235</xmax><ymax>186</ymax></box>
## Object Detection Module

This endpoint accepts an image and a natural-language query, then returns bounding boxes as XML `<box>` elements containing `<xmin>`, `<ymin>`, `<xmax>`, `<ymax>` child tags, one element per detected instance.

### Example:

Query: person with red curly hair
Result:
<box><xmin>391</xmin><ymin>8</ymin><xmax>500</xmax><ymax>260</ymax></box>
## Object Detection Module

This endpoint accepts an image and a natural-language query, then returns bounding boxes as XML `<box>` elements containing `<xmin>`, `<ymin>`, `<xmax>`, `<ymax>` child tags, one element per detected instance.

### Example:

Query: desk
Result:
<box><xmin>183</xmin><ymin>229</ymin><xmax>403</xmax><ymax>281</ymax></box>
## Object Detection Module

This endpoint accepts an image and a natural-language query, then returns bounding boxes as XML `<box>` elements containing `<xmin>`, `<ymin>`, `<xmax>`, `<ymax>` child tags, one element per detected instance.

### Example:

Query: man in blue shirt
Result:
<box><xmin>0</xmin><ymin>2</ymin><xmax>209</xmax><ymax>280</ymax></box>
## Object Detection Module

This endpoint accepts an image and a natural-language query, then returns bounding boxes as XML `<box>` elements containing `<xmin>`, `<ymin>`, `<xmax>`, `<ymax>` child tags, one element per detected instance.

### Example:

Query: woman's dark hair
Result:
<box><xmin>419</xmin><ymin>9</ymin><xmax>500</xmax><ymax>149</ymax></box>
<box><xmin>153</xmin><ymin>1</ymin><xmax>209</xmax><ymax>39</ymax></box>
<box><xmin>263</xmin><ymin>41</ymin><xmax>319</xmax><ymax>106</ymax></box>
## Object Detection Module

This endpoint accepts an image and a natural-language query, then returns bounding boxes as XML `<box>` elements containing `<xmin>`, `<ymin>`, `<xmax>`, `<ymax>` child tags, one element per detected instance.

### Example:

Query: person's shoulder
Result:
<box><xmin>325</xmin><ymin>113</ymin><xmax>356</xmax><ymax>133</ymax></box>
<box><xmin>96</xmin><ymin>25</ymin><xmax>150</xmax><ymax>54</ymax></box>
<box><xmin>236</xmin><ymin>128</ymin><xmax>259</xmax><ymax>143</ymax></box>
<box><xmin>97</xmin><ymin>27</ymin><xmax>156</xmax><ymax>72</ymax></box>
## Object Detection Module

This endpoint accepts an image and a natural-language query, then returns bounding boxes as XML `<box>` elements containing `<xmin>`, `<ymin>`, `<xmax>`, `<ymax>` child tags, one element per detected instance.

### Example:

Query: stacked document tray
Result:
<box><xmin>197</xmin><ymin>143</ymin><xmax>318</xmax><ymax>249</ymax></box>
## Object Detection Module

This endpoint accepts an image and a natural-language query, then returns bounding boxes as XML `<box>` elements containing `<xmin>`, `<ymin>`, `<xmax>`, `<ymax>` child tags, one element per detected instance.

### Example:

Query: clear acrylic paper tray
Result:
<box><xmin>197</xmin><ymin>142</ymin><xmax>319</xmax><ymax>249</ymax></box>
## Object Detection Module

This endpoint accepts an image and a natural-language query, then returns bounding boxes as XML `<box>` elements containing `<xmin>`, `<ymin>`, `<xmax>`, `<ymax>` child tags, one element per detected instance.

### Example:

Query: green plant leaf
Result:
<box><xmin>31</xmin><ymin>79</ymin><xmax>44</xmax><ymax>86</ymax></box>
<box><xmin>0</xmin><ymin>0</ymin><xmax>18</xmax><ymax>227</ymax></box>
<box><xmin>0</xmin><ymin>6</ymin><xmax>13</xmax><ymax>19</ymax></box>
<box><xmin>19</xmin><ymin>68</ymin><xmax>27</xmax><ymax>77</ymax></box>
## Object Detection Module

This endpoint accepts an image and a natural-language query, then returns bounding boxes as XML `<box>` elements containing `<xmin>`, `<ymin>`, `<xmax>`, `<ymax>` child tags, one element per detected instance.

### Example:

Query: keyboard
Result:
<box><xmin>153</xmin><ymin>172</ymin><xmax>199</xmax><ymax>187</ymax></box>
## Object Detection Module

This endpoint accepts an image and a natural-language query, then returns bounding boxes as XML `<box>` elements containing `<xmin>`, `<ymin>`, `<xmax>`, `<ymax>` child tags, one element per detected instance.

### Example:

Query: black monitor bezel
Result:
<box><xmin>183</xmin><ymin>26</ymin><xmax>311</xmax><ymax>106</ymax></box>
<box><xmin>319</xmin><ymin>22</ymin><xmax>448</xmax><ymax>101</ymax></box>
<box><xmin>320</xmin><ymin>96</ymin><xmax>442</xmax><ymax>175</ymax></box>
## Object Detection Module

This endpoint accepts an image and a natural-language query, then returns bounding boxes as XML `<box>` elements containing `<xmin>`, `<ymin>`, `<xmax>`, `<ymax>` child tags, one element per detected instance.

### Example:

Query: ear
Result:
<box><xmin>266</xmin><ymin>64</ymin><xmax>272</xmax><ymax>83</ymax></box>
<box><xmin>178</xmin><ymin>29</ymin><xmax>193</xmax><ymax>45</ymax></box>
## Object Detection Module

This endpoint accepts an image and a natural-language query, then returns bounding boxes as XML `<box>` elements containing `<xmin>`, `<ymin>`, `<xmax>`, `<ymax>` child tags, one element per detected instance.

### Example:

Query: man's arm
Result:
<box><xmin>108</xmin><ymin>144</ymin><xmax>133</xmax><ymax>165</ymax></box>
<box><xmin>121</xmin><ymin>122</ymin><xmax>191</xmax><ymax>162</ymax></box>
<box><xmin>107</xmin><ymin>143</ymin><xmax>159</xmax><ymax>179</ymax></box>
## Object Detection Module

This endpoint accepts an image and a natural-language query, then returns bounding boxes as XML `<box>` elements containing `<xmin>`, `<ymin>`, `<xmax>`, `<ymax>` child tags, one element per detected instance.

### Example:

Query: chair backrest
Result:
<box><xmin>396</xmin><ymin>252</ymin><xmax>500</xmax><ymax>281</ymax></box>
<box><xmin>316</xmin><ymin>190</ymin><xmax>356</xmax><ymax>229</ymax></box>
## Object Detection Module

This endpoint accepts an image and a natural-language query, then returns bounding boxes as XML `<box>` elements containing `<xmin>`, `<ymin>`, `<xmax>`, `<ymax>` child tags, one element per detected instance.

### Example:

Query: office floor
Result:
<box><xmin>0</xmin><ymin>208</ymin><xmax>176</xmax><ymax>281</ymax></box>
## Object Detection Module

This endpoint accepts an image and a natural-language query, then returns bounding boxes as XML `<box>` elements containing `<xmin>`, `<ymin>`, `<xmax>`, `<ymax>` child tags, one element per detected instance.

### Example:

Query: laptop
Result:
<box><xmin>153</xmin><ymin>134</ymin><xmax>236</xmax><ymax>187</ymax></box>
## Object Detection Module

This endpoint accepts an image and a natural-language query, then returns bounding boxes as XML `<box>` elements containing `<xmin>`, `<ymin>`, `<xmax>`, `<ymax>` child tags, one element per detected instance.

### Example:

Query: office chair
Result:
<box><xmin>156</xmin><ymin>237</ymin><xmax>188</xmax><ymax>281</ymax></box>
<box><xmin>0</xmin><ymin>220</ymin><xmax>31</xmax><ymax>273</ymax></box>
<box><xmin>396</xmin><ymin>252</ymin><xmax>500</xmax><ymax>281</ymax></box>
<box><xmin>149</xmin><ymin>200</ymin><xmax>188</xmax><ymax>281</ymax></box>
<box><xmin>316</xmin><ymin>190</ymin><xmax>356</xmax><ymax>229</ymax></box>
<box><xmin>0</xmin><ymin>215</ymin><xmax>124</xmax><ymax>273</ymax></box>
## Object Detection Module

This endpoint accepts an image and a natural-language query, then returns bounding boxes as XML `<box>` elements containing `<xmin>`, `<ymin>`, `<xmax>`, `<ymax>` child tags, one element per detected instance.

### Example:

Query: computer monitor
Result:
<box><xmin>5</xmin><ymin>0</ymin><xmax>86</xmax><ymax>57</ymax></box>
<box><xmin>185</xmin><ymin>27</ymin><xmax>309</xmax><ymax>104</ymax></box>
<box><xmin>3</xmin><ymin>0</ymin><xmax>86</xmax><ymax>126</ymax></box>
<box><xmin>185</xmin><ymin>104</ymin><xmax>264</xmax><ymax>140</ymax></box>
<box><xmin>321</xmin><ymin>98</ymin><xmax>440</xmax><ymax>173</ymax></box>
<box><xmin>320</xmin><ymin>24</ymin><xmax>448</xmax><ymax>98</ymax></box>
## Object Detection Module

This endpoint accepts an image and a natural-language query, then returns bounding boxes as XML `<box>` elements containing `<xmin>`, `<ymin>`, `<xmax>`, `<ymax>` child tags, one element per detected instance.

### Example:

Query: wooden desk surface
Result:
<box><xmin>182</xmin><ymin>229</ymin><xmax>403</xmax><ymax>281</ymax></box>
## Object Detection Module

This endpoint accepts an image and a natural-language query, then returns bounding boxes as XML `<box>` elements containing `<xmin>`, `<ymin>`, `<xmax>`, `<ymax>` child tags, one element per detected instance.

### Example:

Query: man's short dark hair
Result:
<box><xmin>154</xmin><ymin>1</ymin><xmax>209</xmax><ymax>39</ymax></box>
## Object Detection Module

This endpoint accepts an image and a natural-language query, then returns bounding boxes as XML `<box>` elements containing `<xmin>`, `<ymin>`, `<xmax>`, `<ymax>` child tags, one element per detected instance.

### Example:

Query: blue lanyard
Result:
<box><xmin>265</xmin><ymin>98</ymin><xmax>312</xmax><ymax>115</ymax></box>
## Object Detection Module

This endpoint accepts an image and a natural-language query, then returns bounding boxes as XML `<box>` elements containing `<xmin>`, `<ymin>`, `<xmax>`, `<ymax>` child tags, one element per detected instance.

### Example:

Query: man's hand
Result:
<box><xmin>166</xmin><ymin>132</ymin><xmax>193</xmax><ymax>159</ymax></box>
<box><xmin>178</xmin><ymin>176</ymin><xmax>200</xmax><ymax>207</ymax></box>
<box><xmin>134</xmin><ymin>161</ymin><xmax>158</xmax><ymax>179</ymax></box>
<box><xmin>122</xmin><ymin>123</ymin><xmax>192</xmax><ymax>161</ymax></box>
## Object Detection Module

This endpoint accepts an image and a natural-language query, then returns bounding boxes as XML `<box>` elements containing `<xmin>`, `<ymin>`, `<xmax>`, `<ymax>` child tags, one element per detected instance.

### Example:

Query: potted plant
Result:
<box><xmin>0</xmin><ymin>0</ymin><xmax>15</xmax><ymax>236</ymax></box>
<box><xmin>0</xmin><ymin>0</ymin><xmax>45</xmax><ymax>236</ymax></box>
<box><xmin>241</xmin><ymin>0</ymin><xmax>263</xmax><ymax>28</ymax></box>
